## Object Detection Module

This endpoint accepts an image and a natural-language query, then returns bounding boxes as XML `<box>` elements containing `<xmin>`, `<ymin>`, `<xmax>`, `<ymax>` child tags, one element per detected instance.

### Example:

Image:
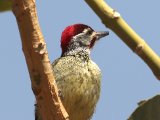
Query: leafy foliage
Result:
<box><xmin>129</xmin><ymin>95</ymin><xmax>160</xmax><ymax>120</ymax></box>
<box><xmin>0</xmin><ymin>0</ymin><xmax>11</xmax><ymax>12</ymax></box>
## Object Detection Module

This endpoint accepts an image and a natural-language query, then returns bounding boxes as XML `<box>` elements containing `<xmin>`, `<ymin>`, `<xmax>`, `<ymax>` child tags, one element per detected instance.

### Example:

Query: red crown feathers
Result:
<box><xmin>61</xmin><ymin>24</ymin><xmax>93</xmax><ymax>53</ymax></box>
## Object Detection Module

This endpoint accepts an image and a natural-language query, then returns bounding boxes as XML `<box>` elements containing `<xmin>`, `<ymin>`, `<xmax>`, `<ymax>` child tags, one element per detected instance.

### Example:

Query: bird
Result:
<box><xmin>35</xmin><ymin>23</ymin><xmax>109</xmax><ymax>120</ymax></box>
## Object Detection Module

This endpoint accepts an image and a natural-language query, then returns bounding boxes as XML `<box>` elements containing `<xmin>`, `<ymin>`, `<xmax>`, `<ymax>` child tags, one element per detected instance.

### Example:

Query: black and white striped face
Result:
<box><xmin>62</xmin><ymin>28</ymin><xmax>109</xmax><ymax>57</ymax></box>
<box><xmin>61</xmin><ymin>24</ymin><xmax>109</xmax><ymax>56</ymax></box>
<box><xmin>70</xmin><ymin>28</ymin><xmax>94</xmax><ymax>48</ymax></box>
<box><xmin>70</xmin><ymin>28</ymin><xmax>109</xmax><ymax>49</ymax></box>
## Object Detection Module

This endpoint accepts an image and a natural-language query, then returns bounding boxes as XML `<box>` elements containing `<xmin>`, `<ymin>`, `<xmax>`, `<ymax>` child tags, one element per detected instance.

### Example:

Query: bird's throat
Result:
<box><xmin>62</xmin><ymin>47</ymin><xmax>90</xmax><ymax>61</ymax></box>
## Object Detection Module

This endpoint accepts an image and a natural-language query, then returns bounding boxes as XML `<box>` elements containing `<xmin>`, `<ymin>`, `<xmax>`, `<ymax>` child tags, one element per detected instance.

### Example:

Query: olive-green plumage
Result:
<box><xmin>52</xmin><ymin>55</ymin><xmax>101</xmax><ymax>120</ymax></box>
<box><xmin>35</xmin><ymin>24</ymin><xmax>108</xmax><ymax>120</ymax></box>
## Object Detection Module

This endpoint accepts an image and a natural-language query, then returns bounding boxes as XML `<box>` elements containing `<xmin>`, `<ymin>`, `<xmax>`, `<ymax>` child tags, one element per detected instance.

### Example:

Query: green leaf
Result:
<box><xmin>0</xmin><ymin>0</ymin><xmax>12</xmax><ymax>12</ymax></box>
<box><xmin>128</xmin><ymin>95</ymin><xmax>160</xmax><ymax>120</ymax></box>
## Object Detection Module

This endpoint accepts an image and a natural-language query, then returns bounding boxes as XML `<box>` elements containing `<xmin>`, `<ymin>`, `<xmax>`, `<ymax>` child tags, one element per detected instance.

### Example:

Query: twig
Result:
<box><xmin>85</xmin><ymin>0</ymin><xmax>160</xmax><ymax>80</ymax></box>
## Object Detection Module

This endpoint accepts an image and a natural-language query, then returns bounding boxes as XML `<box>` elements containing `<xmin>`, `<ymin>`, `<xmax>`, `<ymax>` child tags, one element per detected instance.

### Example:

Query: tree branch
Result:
<box><xmin>85</xmin><ymin>0</ymin><xmax>160</xmax><ymax>80</ymax></box>
<box><xmin>12</xmin><ymin>0</ymin><xmax>69</xmax><ymax>120</ymax></box>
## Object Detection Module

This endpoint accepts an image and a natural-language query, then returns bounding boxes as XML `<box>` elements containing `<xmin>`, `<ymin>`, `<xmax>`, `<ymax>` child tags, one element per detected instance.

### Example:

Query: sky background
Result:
<box><xmin>0</xmin><ymin>0</ymin><xmax>160</xmax><ymax>120</ymax></box>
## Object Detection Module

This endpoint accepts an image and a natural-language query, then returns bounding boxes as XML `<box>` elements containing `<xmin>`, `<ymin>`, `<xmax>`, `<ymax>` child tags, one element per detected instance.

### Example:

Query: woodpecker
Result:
<box><xmin>35</xmin><ymin>24</ymin><xmax>109</xmax><ymax>120</ymax></box>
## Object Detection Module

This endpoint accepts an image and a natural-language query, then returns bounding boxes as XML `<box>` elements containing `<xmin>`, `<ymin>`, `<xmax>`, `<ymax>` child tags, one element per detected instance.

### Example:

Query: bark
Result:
<box><xmin>12</xmin><ymin>0</ymin><xmax>69</xmax><ymax>120</ymax></box>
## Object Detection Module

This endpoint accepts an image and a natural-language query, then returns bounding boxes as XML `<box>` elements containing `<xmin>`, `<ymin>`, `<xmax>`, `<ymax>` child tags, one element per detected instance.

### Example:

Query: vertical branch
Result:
<box><xmin>12</xmin><ymin>0</ymin><xmax>69</xmax><ymax>120</ymax></box>
<box><xmin>85</xmin><ymin>0</ymin><xmax>160</xmax><ymax>80</ymax></box>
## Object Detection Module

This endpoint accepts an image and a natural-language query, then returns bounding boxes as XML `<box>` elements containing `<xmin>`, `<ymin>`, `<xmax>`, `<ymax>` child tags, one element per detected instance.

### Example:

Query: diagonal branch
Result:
<box><xmin>85</xmin><ymin>0</ymin><xmax>160</xmax><ymax>80</ymax></box>
<box><xmin>12</xmin><ymin>0</ymin><xmax>69</xmax><ymax>120</ymax></box>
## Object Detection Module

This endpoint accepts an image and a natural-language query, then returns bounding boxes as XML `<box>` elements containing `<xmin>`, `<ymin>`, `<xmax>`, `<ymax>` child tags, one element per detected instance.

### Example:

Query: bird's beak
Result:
<box><xmin>94</xmin><ymin>31</ymin><xmax>109</xmax><ymax>40</ymax></box>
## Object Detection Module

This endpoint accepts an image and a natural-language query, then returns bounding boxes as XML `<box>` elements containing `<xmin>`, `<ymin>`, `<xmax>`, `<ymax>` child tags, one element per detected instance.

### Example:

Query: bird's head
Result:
<box><xmin>61</xmin><ymin>24</ymin><xmax>109</xmax><ymax>56</ymax></box>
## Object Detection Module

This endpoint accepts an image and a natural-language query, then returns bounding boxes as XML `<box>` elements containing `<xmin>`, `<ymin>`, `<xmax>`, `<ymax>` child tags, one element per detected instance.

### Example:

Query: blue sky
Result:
<box><xmin>0</xmin><ymin>0</ymin><xmax>160</xmax><ymax>120</ymax></box>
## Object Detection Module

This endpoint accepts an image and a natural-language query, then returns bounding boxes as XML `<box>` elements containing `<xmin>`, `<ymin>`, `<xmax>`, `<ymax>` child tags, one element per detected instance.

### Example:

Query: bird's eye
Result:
<box><xmin>85</xmin><ymin>28</ymin><xmax>93</xmax><ymax>35</ymax></box>
<box><xmin>87</xmin><ymin>30</ymin><xmax>92</xmax><ymax>35</ymax></box>
<box><xmin>83</xmin><ymin>28</ymin><xmax>93</xmax><ymax>35</ymax></box>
